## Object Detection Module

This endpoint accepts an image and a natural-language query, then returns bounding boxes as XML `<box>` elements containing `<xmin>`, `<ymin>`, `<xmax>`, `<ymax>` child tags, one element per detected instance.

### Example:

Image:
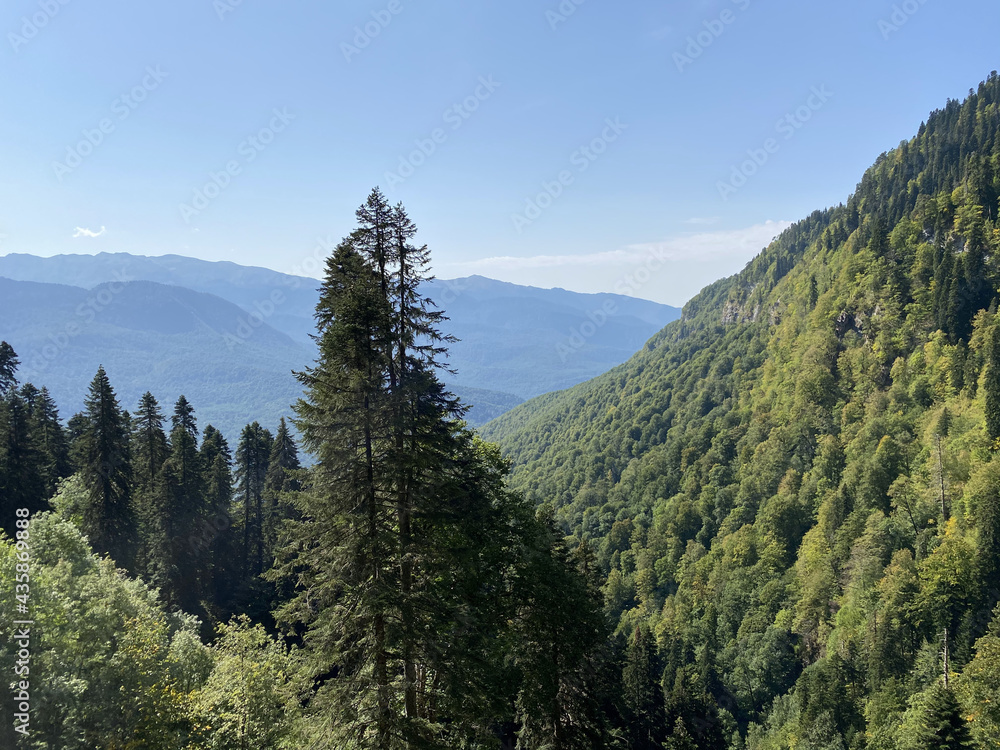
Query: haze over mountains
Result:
<box><xmin>0</xmin><ymin>252</ymin><xmax>680</xmax><ymax>437</ymax></box>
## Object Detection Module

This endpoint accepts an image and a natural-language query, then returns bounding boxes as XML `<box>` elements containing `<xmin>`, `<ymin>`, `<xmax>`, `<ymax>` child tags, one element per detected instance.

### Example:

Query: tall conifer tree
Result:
<box><xmin>985</xmin><ymin>321</ymin><xmax>1000</xmax><ymax>443</ymax></box>
<box><xmin>262</xmin><ymin>417</ymin><xmax>300</xmax><ymax>564</ymax></box>
<box><xmin>157</xmin><ymin>396</ymin><xmax>207</xmax><ymax>610</ymax></box>
<box><xmin>0</xmin><ymin>341</ymin><xmax>18</xmax><ymax>395</ymax></box>
<box><xmin>27</xmin><ymin>386</ymin><xmax>71</xmax><ymax>499</ymax></box>
<box><xmin>276</xmin><ymin>189</ymin><xmax>535</xmax><ymax>748</ymax></box>
<box><xmin>77</xmin><ymin>366</ymin><xmax>135</xmax><ymax>567</ymax></box>
<box><xmin>131</xmin><ymin>392</ymin><xmax>169</xmax><ymax>579</ymax></box>
<box><xmin>235</xmin><ymin>421</ymin><xmax>273</xmax><ymax>580</ymax></box>
<box><xmin>623</xmin><ymin>625</ymin><xmax>667</xmax><ymax>750</ymax></box>
<box><xmin>200</xmin><ymin>424</ymin><xmax>235</xmax><ymax>612</ymax></box>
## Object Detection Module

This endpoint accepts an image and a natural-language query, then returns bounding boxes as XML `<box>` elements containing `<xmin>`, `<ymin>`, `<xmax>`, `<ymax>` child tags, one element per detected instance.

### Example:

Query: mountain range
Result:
<box><xmin>0</xmin><ymin>253</ymin><xmax>680</xmax><ymax>437</ymax></box>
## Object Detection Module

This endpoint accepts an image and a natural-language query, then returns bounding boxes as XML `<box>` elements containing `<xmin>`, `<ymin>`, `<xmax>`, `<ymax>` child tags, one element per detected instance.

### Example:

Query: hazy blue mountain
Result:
<box><xmin>0</xmin><ymin>253</ymin><xmax>681</xmax><ymax>430</ymax></box>
<box><xmin>425</xmin><ymin>275</ymin><xmax>681</xmax><ymax>398</ymax></box>
<box><xmin>0</xmin><ymin>252</ymin><xmax>320</xmax><ymax>342</ymax></box>
<box><xmin>0</xmin><ymin>277</ymin><xmax>307</xmax><ymax>441</ymax></box>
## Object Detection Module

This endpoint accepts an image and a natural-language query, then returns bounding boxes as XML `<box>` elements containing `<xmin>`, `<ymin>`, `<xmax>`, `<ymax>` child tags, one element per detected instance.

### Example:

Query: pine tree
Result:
<box><xmin>275</xmin><ymin>190</ymin><xmax>536</xmax><ymax>748</ymax></box>
<box><xmin>26</xmin><ymin>386</ymin><xmax>71</xmax><ymax>499</ymax></box>
<box><xmin>984</xmin><ymin>321</ymin><xmax>1000</xmax><ymax>443</ymax></box>
<box><xmin>623</xmin><ymin>625</ymin><xmax>666</xmax><ymax>749</ymax></box>
<box><xmin>235</xmin><ymin>422</ymin><xmax>273</xmax><ymax>580</ymax></box>
<box><xmin>156</xmin><ymin>396</ymin><xmax>207</xmax><ymax>610</ymax></box>
<box><xmin>200</xmin><ymin>424</ymin><xmax>235</xmax><ymax>612</ymax></box>
<box><xmin>262</xmin><ymin>417</ymin><xmax>300</xmax><ymax>564</ymax></box>
<box><xmin>76</xmin><ymin>366</ymin><xmax>135</xmax><ymax>567</ymax></box>
<box><xmin>131</xmin><ymin>392</ymin><xmax>169</xmax><ymax>579</ymax></box>
<box><xmin>913</xmin><ymin>685</ymin><xmax>976</xmax><ymax>749</ymax></box>
<box><xmin>0</xmin><ymin>341</ymin><xmax>18</xmax><ymax>395</ymax></box>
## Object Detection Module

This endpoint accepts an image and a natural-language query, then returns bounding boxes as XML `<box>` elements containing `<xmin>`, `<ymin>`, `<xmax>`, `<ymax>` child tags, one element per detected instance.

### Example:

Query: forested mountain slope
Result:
<box><xmin>0</xmin><ymin>277</ymin><xmax>306</xmax><ymax>440</ymax></box>
<box><xmin>483</xmin><ymin>73</ymin><xmax>1000</xmax><ymax>747</ymax></box>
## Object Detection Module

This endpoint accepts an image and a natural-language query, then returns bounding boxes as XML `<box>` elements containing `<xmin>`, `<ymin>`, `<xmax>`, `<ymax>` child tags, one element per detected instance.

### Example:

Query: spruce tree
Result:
<box><xmin>131</xmin><ymin>392</ymin><xmax>169</xmax><ymax>579</ymax></box>
<box><xmin>913</xmin><ymin>685</ymin><xmax>976</xmax><ymax>749</ymax></box>
<box><xmin>275</xmin><ymin>190</ymin><xmax>535</xmax><ymax>748</ymax></box>
<box><xmin>0</xmin><ymin>341</ymin><xmax>18</xmax><ymax>395</ymax></box>
<box><xmin>0</xmin><ymin>345</ymin><xmax>48</xmax><ymax>530</ymax></box>
<box><xmin>0</xmin><ymin>389</ymin><xmax>46</xmax><ymax>528</ymax></box>
<box><xmin>623</xmin><ymin>625</ymin><xmax>667</xmax><ymax>749</ymax></box>
<box><xmin>200</xmin><ymin>424</ymin><xmax>235</xmax><ymax>612</ymax></box>
<box><xmin>77</xmin><ymin>366</ymin><xmax>135</xmax><ymax>567</ymax></box>
<box><xmin>664</xmin><ymin>718</ymin><xmax>699</xmax><ymax>750</ymax></box>
<box><xmin>235</xmin><ymin>422</ymin><xmax>273</xmax><ymax>580</ymax></box>
<box><xmin>281</xmin><ymin>234</ymin><xmax>400</xmax><ymax>747</ymax></box>
<box><xmin>985</xmin><ymin>321</ymin><xmax>1000</xmax><ymax>443</ymax></box>
<box><xmin>262</xmin><ymin>417</ymin><xmax>300</xmax><ymax>565</ymax></box>
<box><xmin>159</xmin><ymin>397</ymin><xmax>209</xmax><ymax>610</ymax></box>
<box><xmin>172</xmin><ymin>395</ymin><xmax>198</xmax><ymax>439</ymax></box>
<box><xmin>514</xmin><ymin>506</ymin><xmax>609</xmax><ymax>750</ymax></box>
<box><xmin>27</xmin><ymin>386</ymin><xmax>71</xmax><ymax>499</ymax></box>
<box><xmin>132</xmin><ymin>392</ymin><xmax>169</xmax><ymax>491</ymax></box>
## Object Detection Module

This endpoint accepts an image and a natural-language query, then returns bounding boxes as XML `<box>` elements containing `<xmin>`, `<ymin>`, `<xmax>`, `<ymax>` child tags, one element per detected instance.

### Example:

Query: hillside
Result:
<box><xmin>483</xmin><ymin>73</ymin><xmax>1000</xmax><ymax>746</ymax></box>
<box><xmin>0</xmin><ymin>277</ymin><xmax>307</xmax><ymax>440</ymax></box>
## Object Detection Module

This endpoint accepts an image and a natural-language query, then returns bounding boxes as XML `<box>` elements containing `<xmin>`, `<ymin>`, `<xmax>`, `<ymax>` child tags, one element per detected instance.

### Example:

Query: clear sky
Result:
<box><xmin>0</xmin><ymin>0</ymin><xmax>996</xmax><ymax>306</ymax></box>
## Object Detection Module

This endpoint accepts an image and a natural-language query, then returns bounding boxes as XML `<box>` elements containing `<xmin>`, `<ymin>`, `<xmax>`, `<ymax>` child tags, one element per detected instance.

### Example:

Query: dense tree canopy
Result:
<box><xmin>485</xmin><ymin>72</ymin><xmax>1000</xmax><ymax>747</ymax></box>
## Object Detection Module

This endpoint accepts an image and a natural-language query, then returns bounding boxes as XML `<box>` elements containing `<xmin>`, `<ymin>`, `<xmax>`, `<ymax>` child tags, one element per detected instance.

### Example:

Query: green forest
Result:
<box><xmin>5</xmin><ymin>74</ymin><xmax>1000</xmax><ymax>749</ymax></box>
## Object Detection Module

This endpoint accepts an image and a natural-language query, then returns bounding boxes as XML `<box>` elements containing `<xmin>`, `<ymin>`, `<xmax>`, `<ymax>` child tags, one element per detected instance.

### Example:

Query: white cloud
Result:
<box><xmin>439</xmin><ymin>220</ymin><xmax>793</xmax><ymax>306</ymax></box>
<box><xmin>623</xmin><ymin>220</ymin><xmax>792</xmax><ymax>262</ymax></box>
<box><xmin>684</xmin><ymin>216</ymin><xmax>721</xmax><ymax>225</ymax></box>
<box><xmin>73</xmin><ymin>226</ymin><xmax>106</xmax><ymax>238</ymax></box>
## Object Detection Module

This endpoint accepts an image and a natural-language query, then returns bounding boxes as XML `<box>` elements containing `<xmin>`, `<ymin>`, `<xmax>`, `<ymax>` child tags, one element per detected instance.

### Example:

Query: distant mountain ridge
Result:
<box><xmin>0</xmin><ymin>276</ymin><xmax>306</xmax><ymax>441</ymax></box>
<box><xmin>0</xmin><ymin>252</ymin><xmax>321</xmax><ymax>342</ymax></box>
<box><xmin>0</xmin><ymin>252</ymin><xmax>681</xmax><ymax>434</ymax></box>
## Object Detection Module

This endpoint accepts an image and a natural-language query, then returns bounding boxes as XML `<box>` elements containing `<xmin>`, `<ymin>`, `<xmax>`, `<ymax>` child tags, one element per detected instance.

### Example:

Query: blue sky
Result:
<box><xmin>0</xmin><ymin>0</ymin><xmax>996</xmax><ymax>305</ymax></box>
